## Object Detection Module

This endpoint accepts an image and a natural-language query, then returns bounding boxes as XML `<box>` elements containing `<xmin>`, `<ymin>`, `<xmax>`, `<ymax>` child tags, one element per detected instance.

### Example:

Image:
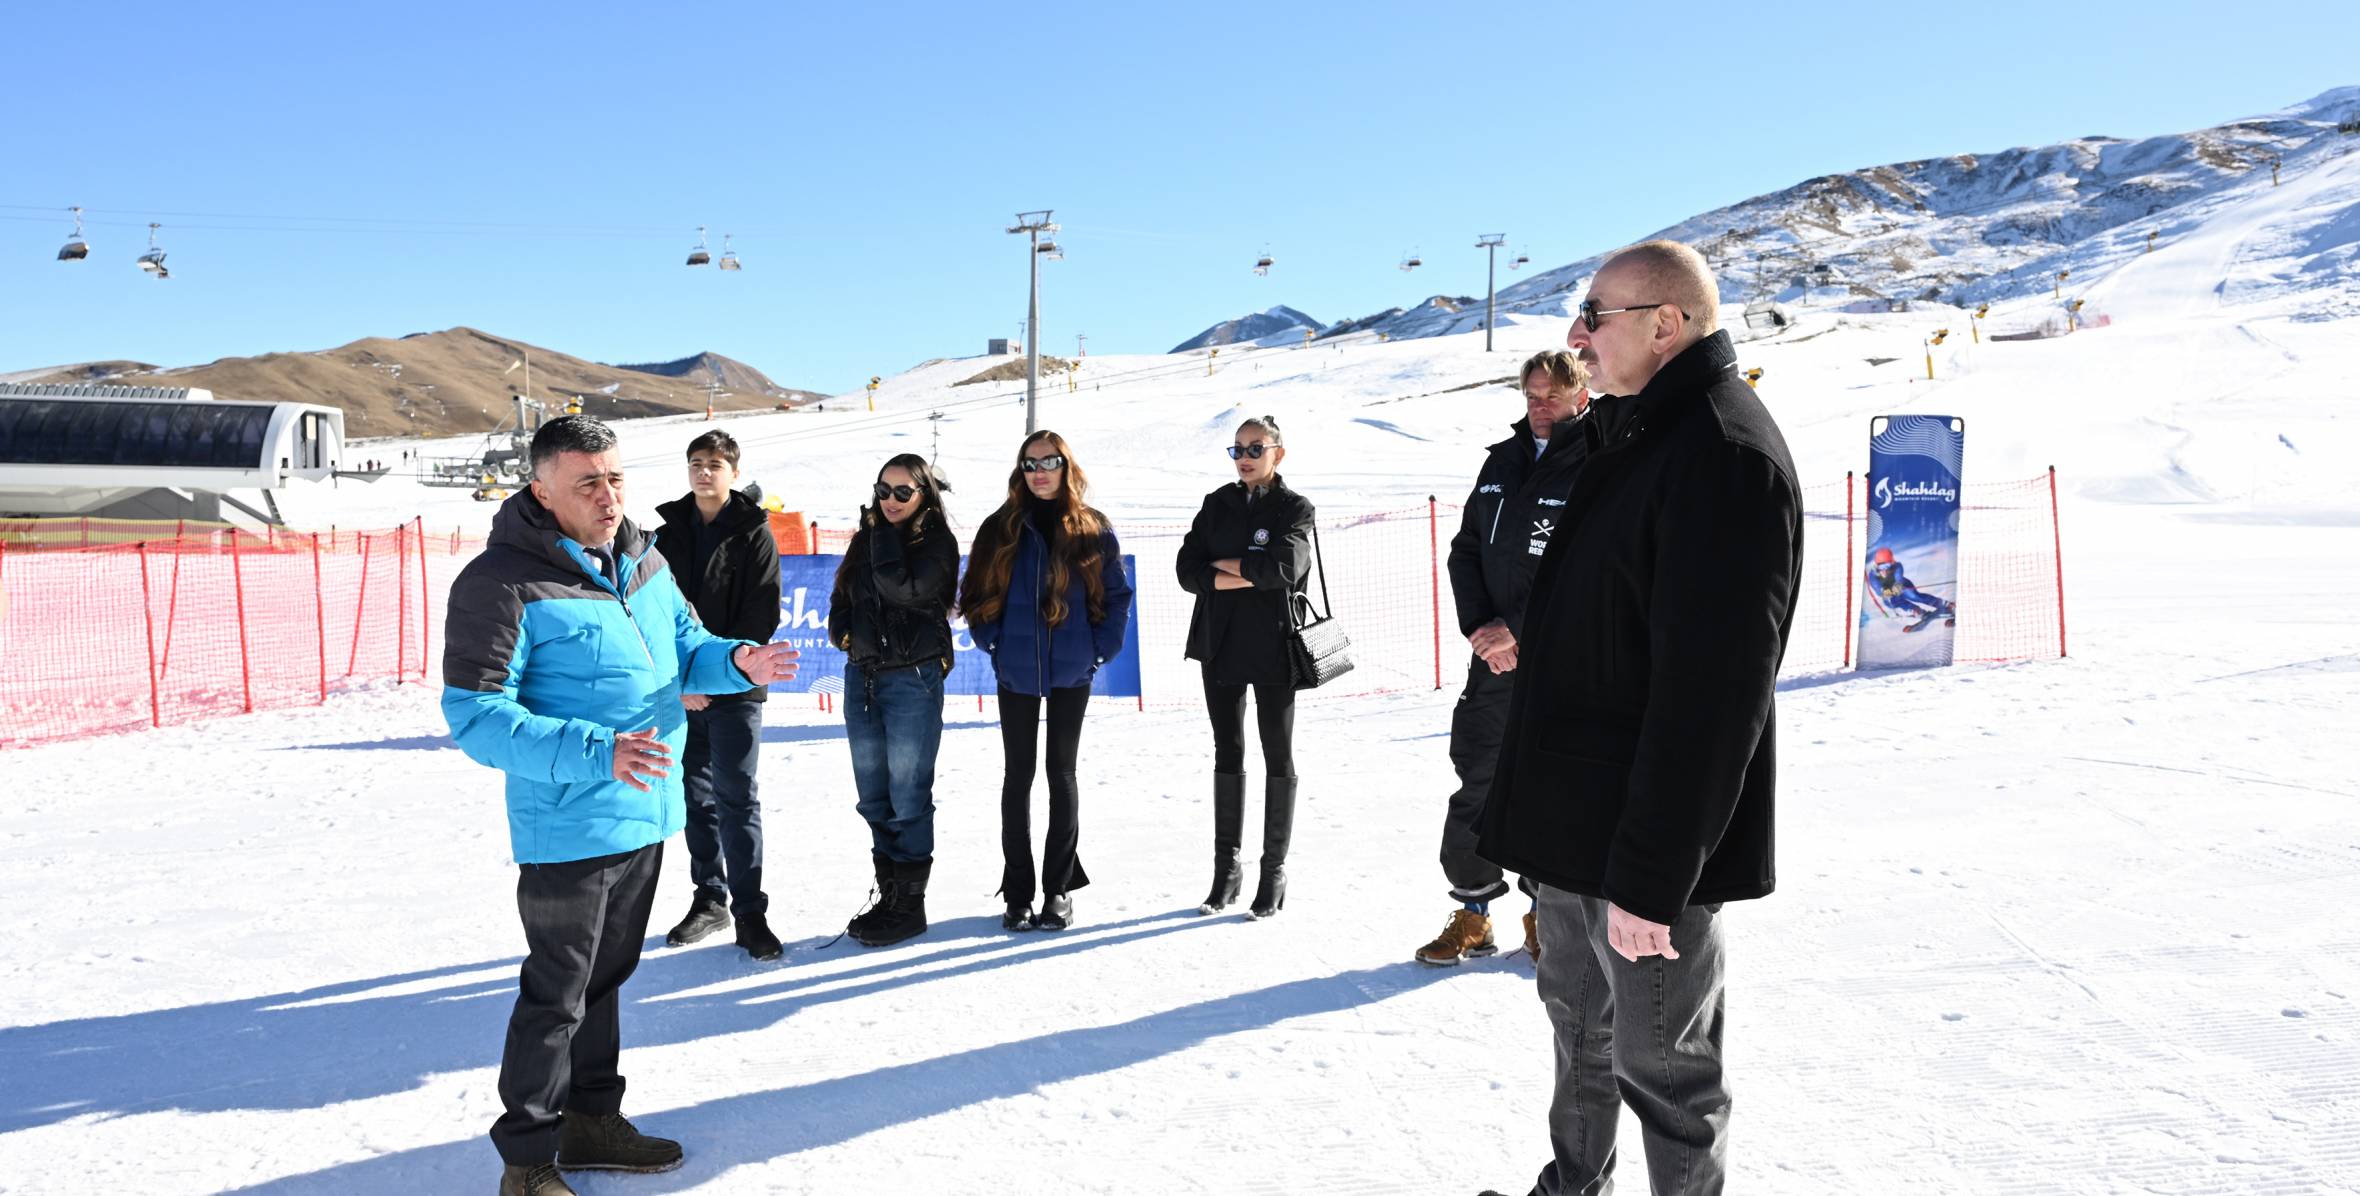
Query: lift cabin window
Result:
<box><xmin>0</xmin><ymin>399</ymin><xmax>275</xmax><ymax>468</ymax></box>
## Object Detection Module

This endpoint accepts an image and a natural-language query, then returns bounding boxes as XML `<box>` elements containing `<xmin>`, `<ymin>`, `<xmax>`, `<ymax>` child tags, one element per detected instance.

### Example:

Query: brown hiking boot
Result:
<box><xmin>499</xmin><ymin>1162</ymin><xmax>577</xmax><ymax>1195</ymax></box>
<box><xmin>1522</xmin><ymin>908</ymin><xmax>1541</xmax><ymax>961</ymax></box>
<box><xmin>1414</xmin><ymin>909</ymin><xmax>1498</xmax><ymax>966</ymax></box>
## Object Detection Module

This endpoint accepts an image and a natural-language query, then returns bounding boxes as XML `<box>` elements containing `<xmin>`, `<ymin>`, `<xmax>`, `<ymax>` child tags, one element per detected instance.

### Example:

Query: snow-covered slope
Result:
<box><xmin>6</xmin><ymin>93</ymin><xmax>2360</xmax><ymax>1196</ymax></box>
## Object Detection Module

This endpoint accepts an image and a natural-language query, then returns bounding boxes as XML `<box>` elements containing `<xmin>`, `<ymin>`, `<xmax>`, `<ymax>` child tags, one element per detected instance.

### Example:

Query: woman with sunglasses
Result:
<box><xmin>1176</xmin><ymin>415</ymin><xmax>1314</xmax><ymax>919</ymax></box>
<box><xmin>957</xmin><ymin>431</ymin><xmax>1134</xmax><ymax>932</ymax></box>
<box><xmin>828</xmin><ymin>454</ymin><xmax>958</xmax><ymax>947</ymax></box>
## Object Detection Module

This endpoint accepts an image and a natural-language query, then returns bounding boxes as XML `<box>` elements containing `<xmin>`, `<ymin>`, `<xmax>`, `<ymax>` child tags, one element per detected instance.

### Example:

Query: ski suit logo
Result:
<box><xmin>1528</xmin><ymin>517</ymin><xmax>1555</xmax><ymax>558</ymax></box>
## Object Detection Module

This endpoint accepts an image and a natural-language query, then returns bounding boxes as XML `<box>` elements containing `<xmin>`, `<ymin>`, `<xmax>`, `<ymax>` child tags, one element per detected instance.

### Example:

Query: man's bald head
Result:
<box><xmin>1597</xmin><ymin>239</ymin><xmax>1720</xmax><ymax>339</ymax></box>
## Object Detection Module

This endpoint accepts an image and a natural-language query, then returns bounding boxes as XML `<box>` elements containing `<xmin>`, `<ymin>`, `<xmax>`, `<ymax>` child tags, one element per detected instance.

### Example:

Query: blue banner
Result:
<box><xmin>1860</xmin><ymin>416</ymin><xmax>1964</xmax><ymax>669</ymax></box>
<box><xmin>768</xmin><ymin>554</ymin><xmax>1144</xmax><ymax>698</ymax></box>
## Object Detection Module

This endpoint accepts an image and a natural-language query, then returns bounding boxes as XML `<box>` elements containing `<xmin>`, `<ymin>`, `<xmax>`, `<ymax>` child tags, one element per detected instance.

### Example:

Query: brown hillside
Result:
<box><xmin>27</xmin><ymin>328</ymin><xmax>822</xmax><ymax>439</ymax></box>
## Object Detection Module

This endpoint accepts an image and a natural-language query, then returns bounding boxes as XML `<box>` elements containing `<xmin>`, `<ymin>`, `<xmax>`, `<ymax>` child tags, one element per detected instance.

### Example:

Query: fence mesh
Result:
<box><xmin>1</xmin><ymin>521</ymin><xmax>481</xmax><ymax>748</ymax></box>
<box><xmin>0</xmin><ymin>474</ymin><xmax>2066</xmax><ymax>746</ymax></box>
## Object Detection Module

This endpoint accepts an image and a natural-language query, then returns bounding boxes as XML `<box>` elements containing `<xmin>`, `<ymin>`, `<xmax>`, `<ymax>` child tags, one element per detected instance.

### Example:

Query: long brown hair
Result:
<box><xmin>832</xmin><ymin>453</ymin><xmax>954</xmax><ymax>612</ymax></box>
<box><xmin>956</xmin><ymin>430</ymin><xmax>1108</xmax><ymax>628</ymax></box>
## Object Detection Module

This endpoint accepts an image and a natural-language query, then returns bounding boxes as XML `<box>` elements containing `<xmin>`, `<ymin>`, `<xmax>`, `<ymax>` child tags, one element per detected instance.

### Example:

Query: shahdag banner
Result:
<box><xmin>767</xmin><ymin>555</ymin><xmax>1144</xmax><ymax>699</ymax></box>
<box><xmin>1859</xmin><ymin>416</ymin><xmax>1964</xmax><ymax>669</ymax></box>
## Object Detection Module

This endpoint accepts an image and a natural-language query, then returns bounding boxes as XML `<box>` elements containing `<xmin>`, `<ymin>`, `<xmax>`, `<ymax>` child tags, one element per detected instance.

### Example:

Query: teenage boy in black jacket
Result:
<box><xmin>652</xmin><ymin>430</ymin><xmax>784</xmax><ymax>961</ymax></box>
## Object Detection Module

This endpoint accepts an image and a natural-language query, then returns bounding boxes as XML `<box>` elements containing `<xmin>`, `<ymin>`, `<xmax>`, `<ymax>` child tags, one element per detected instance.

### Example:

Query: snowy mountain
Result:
<box><xmin>1315</xmin><ymin>86</ymin><xmax>2360</xmax><ymax>342</ymax></box>
<box><xmin>607</xmin><ymin>351</ymin><xmax>821</xmax><ymax>404</ymax></box>
<box><xmin>1170</xmin><ymin>305</ymin><xmax>1324</xmax><ymax>352</ymax></box>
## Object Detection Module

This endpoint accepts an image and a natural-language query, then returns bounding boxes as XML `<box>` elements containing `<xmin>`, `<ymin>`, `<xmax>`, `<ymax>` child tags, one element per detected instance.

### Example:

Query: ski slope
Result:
<box><xmin>5</xmin><ymin>147</ymin><xmax>2360</xmax><ymax>1196</ymax></box>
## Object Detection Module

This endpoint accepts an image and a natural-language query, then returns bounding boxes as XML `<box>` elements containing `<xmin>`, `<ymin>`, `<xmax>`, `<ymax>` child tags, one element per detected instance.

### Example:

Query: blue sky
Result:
<box><xmin>2</xmin><ymin>1</ymin><xmax>2352</xmax><ymax>394</ymax></box>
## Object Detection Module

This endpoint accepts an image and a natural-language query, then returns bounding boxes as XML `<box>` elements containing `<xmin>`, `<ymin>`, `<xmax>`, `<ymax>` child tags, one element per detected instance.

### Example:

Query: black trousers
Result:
<box><xmin>490</xmin><ymin>842</ymin><xmax>663</xmax><ymax>1166</ymax></box>
<box><xmin>682</xmin><ymin>700</ymin><xmax>767</xmax><ymax>916</ymax></box>
<box><xmin>1442</xmin><ymin>656</ymin><xmax>1528</xmax><ymax>904</ymax></box>
<box><xmin>998</xmin><ymin>684</ymin><xmax>1092</xmax><ymax>903</ymax></box>
<box><xmin>1202</xmin><ymin>673</ymin><xmax>1297</xmax><ymax>778</ymax></box>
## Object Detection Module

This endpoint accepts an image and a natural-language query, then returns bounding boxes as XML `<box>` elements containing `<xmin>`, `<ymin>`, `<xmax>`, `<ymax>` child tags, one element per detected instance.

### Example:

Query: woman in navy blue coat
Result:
<box><xmin>957</xmin><ymin>430</ymin><xmax>1133</xmax><ymax>932</ymax></box>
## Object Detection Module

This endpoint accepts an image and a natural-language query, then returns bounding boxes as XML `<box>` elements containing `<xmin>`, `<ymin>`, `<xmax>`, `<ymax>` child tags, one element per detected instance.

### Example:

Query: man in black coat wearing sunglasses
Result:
<box><xmin>1478</xmin><ymin>240</ymin><xmax>1802</xmax><ymax>1196</ymax></box>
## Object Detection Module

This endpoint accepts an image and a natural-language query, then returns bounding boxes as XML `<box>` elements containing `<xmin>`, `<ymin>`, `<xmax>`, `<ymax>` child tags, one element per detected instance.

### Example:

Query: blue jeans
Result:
<box><xmin>845</xmin><ymin>660</ymin><xmax>946</xmax><ymax>863</ymax></box>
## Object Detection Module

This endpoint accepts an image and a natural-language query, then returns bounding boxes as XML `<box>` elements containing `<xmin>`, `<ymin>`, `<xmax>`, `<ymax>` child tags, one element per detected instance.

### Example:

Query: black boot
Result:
<box><xmin>499</xmin><ymin>1162</ymin><xmax>577</xmax><ymax>1195</ymax></box>
<box><xmin>1002</xmin><ymin>902</ymin><xmax>1035</xmax><ymax>931</ymax></box>
<box><xmin>1034</xmin><ymin>892</ymin><xmax>1074</xmax><ymax>931</ymax></box>
<box><xmin>845</xmin><ymin>853</ymin><xmax>892</xmax><ymax>943</ymax></box>
<box><xmin>852</xmin><ymin>860</ymin><xmax>930</xmax><ymax>947</ymax></box>
<box><xmin>1248</xmin><ymin>776</ymin><xmax>1296</xmax><ymax>919</ymax></box>
<box><xmin>734</xmin><ymin>911</ymin><xmax>782</xmax><ymax>962</ymax></box>
<box><xmin>1198</xmin><ymin>772</ymin><xmax>1247</xmax><ymax>914</ymax></box>
<box><xmin>556</xmin><ymin>1111</ymin><xmax>683</xmax><ymax>1174</ymax></box>
<box><xmin>663</xmin><ymin>893</ymin><xmax>730</xmax><ymax>947</ymax></box>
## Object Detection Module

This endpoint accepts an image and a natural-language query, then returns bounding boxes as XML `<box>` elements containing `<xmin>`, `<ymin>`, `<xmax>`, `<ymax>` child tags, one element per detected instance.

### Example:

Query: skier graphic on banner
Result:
<box><xmin>1864</xmin><ymin>546</ymin><xmax>1956</xmax><ymax>632</ymax></box>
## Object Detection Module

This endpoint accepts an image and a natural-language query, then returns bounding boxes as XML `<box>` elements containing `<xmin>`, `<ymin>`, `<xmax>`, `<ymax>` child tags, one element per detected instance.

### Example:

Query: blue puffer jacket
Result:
<box><xmin>967</xmin><ymin>515</ymin><xmax>1134</xmax><ymax>696</ymax></box>
<box><xmin>441</xmin><ymin>491</ymin><xmax>754</xmax><ymax>863</ymax></box>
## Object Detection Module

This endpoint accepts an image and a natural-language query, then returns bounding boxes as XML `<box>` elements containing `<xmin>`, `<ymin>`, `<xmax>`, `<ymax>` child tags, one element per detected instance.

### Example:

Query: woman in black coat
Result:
<box><xmin>652</xmin><ymin>430</ymin><xmax>784</xmax><ymax>960</ymax></box>
<box><xmin>1175</xmin><ymin>415</ymin><xmax>1315</xmax><ymax>919</ymax></box>
<box><xmin>828</xmin><ymin>453</ymin><xmax>958</xmax><ymax>948</ymax></box>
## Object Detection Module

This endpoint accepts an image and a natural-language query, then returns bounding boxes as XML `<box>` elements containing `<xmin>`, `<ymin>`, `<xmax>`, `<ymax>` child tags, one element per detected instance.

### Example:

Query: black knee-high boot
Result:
<box><xmin>1199</xmin><ymin>772</ymin><xmax>1247</xmax><ymax>913</ymax></box>
<box><xmin>1249</xmin><ymin>775</ymin><xmax>1296</xmax><ymax>918</ymax></box>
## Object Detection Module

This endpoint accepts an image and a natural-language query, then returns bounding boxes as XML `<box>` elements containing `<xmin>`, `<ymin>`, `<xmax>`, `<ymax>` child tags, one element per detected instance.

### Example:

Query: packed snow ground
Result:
<box><xmin>6</xmin><ymin>164</ymin><xmax>2360</xmax><ymax>1193</ymax></box>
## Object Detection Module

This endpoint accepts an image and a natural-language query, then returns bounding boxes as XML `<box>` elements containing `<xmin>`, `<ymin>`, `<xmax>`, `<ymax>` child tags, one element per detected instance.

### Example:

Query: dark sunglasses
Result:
<box><xmin>1019</xmin><ymin>454</ymin><xmax>1066</xmax><ymax>473</ymax></box>
<box><xmin>873</xmin><ymin>482</ymin><xmax>919</xmax><ymax>502</ymax></box>
<box><xmin>1226</xmin><ymin>443</ymin><xmax>1273</xmax><ymax>460</ymax></box>
<box><xmin>1578</xmin><ymin>298</ymin><xmax>1688</xmax><ymax>333</ymax></box>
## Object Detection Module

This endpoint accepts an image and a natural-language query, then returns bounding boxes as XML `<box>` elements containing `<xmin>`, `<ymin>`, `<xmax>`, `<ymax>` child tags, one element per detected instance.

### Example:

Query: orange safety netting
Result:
<box><xmin>0</xmin><ymin>520</ymin><xmax>485</xmax><ymax>747</ymax></box>
<box><xmin>0</xmin><ymin>474</ymin><xmax>2067</xmax><ymax>745</ymax></box>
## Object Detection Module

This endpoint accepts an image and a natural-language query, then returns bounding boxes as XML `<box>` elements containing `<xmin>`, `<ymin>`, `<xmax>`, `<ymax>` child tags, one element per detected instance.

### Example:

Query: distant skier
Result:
<box><xmin>1865</xmin><ymin>546</ymin><xmax>1956</xmax><ymax>631</ymax></box>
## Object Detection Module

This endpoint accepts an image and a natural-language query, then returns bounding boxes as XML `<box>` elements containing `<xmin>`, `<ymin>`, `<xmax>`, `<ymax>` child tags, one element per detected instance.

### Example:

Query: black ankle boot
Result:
<box><xmin>1248</xmin><ymin>776</ymin><xmax>1296</xmax><ymax>918</ymax></box>
<box><xmin>852</xmin><ymin>859</ymin><xmax>929</xmax><ymax>947</ymax></box>
<box><xmin>1199</xmin><ymin>772</ymin><xmax>1247</xmax><ymax>914</ymax></box>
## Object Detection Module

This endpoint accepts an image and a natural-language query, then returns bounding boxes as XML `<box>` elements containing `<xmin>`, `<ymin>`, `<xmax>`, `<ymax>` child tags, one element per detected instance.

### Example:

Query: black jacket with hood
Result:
<box><xmin>827</xmin><ymin>508</ymin><xmax>961</xmax><ymax>671</ymax></box>
<box><xmin>652</xmin><ymin>490</ymin><xmax>782</xmax><ymax>702</ymax></box>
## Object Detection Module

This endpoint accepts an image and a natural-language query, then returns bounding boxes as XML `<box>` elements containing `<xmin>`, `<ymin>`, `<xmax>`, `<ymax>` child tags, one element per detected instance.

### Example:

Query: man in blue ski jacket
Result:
<box><xmin>441</xmin><ymin>415</ymin><xmax>798</xmax><ymax>1196</ymax></box>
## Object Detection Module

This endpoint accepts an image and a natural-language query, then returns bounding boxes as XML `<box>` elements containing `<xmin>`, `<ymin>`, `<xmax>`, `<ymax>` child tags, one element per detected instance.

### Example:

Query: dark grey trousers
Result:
<box><xmin>490</xmin><ymin>842</ymin><xmax>663</xmax><ymax>1166</ymax></box>
<box><xmin>1529</xmin><ymin>885</ymin><xmax>1730</xmax><ymax>1196</ymax></box>
<box><xmin>1442</xmin><ymin>657</ymin><xmax>1525</xmax><ymax>904</ymax></box>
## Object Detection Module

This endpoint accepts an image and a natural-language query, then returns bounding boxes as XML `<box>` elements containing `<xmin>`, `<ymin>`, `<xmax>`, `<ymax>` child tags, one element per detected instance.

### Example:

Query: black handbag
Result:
<box><xmin>1286</xmin><ymin>521</ymin><xmax>1355</xmax><ymax>690</ymax></box>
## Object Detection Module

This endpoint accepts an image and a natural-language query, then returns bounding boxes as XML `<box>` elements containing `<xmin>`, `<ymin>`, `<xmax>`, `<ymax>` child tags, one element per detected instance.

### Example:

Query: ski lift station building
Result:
<box><xmin>0</xmin><ymin>383</ymin><xmax>346</xmax><ymax>522</ymax></box>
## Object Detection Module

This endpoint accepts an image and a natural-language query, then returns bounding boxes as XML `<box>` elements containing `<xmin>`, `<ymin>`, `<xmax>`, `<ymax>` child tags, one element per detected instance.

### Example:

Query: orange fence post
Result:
<box><xmin>137</xmin><ymin>542</ymin><xmax>162</xmax><ymax>728</ymax></box>
<box><xmin>396</xmin><ymin>523</ymin><xmax>410</xmax><ymax>684</ymax></box>
<box><xmin>2049</xmin><ymin>466</ymin><xmax>2068</xmax><ymax>658</ymax></box>
<box><xmin>312</xmin><ymin>532</ymin><xmax>328</xmax><ymax>703</ymax></box>
<box><xmin>1428</xmin><ymin>496</ymin><xmax>1443</xmax><ymax>690</ymax></box>
<box><xmin>229</xmin><ymin>530</ymin><xmax>255</xmax><ymax>714</ymax></box>
<box><xmin>1843</xmin><ymin>470</ymin><xmax>1855</xmax><ymax>670</ymax></box>
<box><xmin>347</xmin><ymin>530</ymin><xmax>373</xmax><ymax>676</ymax></box>
<box><xmin>415</xmin><ymin>516</ymin><xmax>431</xmax><ymax>681</ymax></box>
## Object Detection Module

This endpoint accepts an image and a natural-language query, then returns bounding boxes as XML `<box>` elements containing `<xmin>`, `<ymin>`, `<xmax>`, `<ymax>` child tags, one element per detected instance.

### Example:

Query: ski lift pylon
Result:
<box><xmin>686</xmin><ymin>225</ymin><xmax>711</xmax><ymax>267</ymax></box>
<box><xmin>717</xmin><ymin>233</ymin><xmax>741</xmax><ymax>271</ymax></box>
<box><xmin>57</xmin><ymin>206</ymin><xmax>89</xmax><ymax>262</ymax></box>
